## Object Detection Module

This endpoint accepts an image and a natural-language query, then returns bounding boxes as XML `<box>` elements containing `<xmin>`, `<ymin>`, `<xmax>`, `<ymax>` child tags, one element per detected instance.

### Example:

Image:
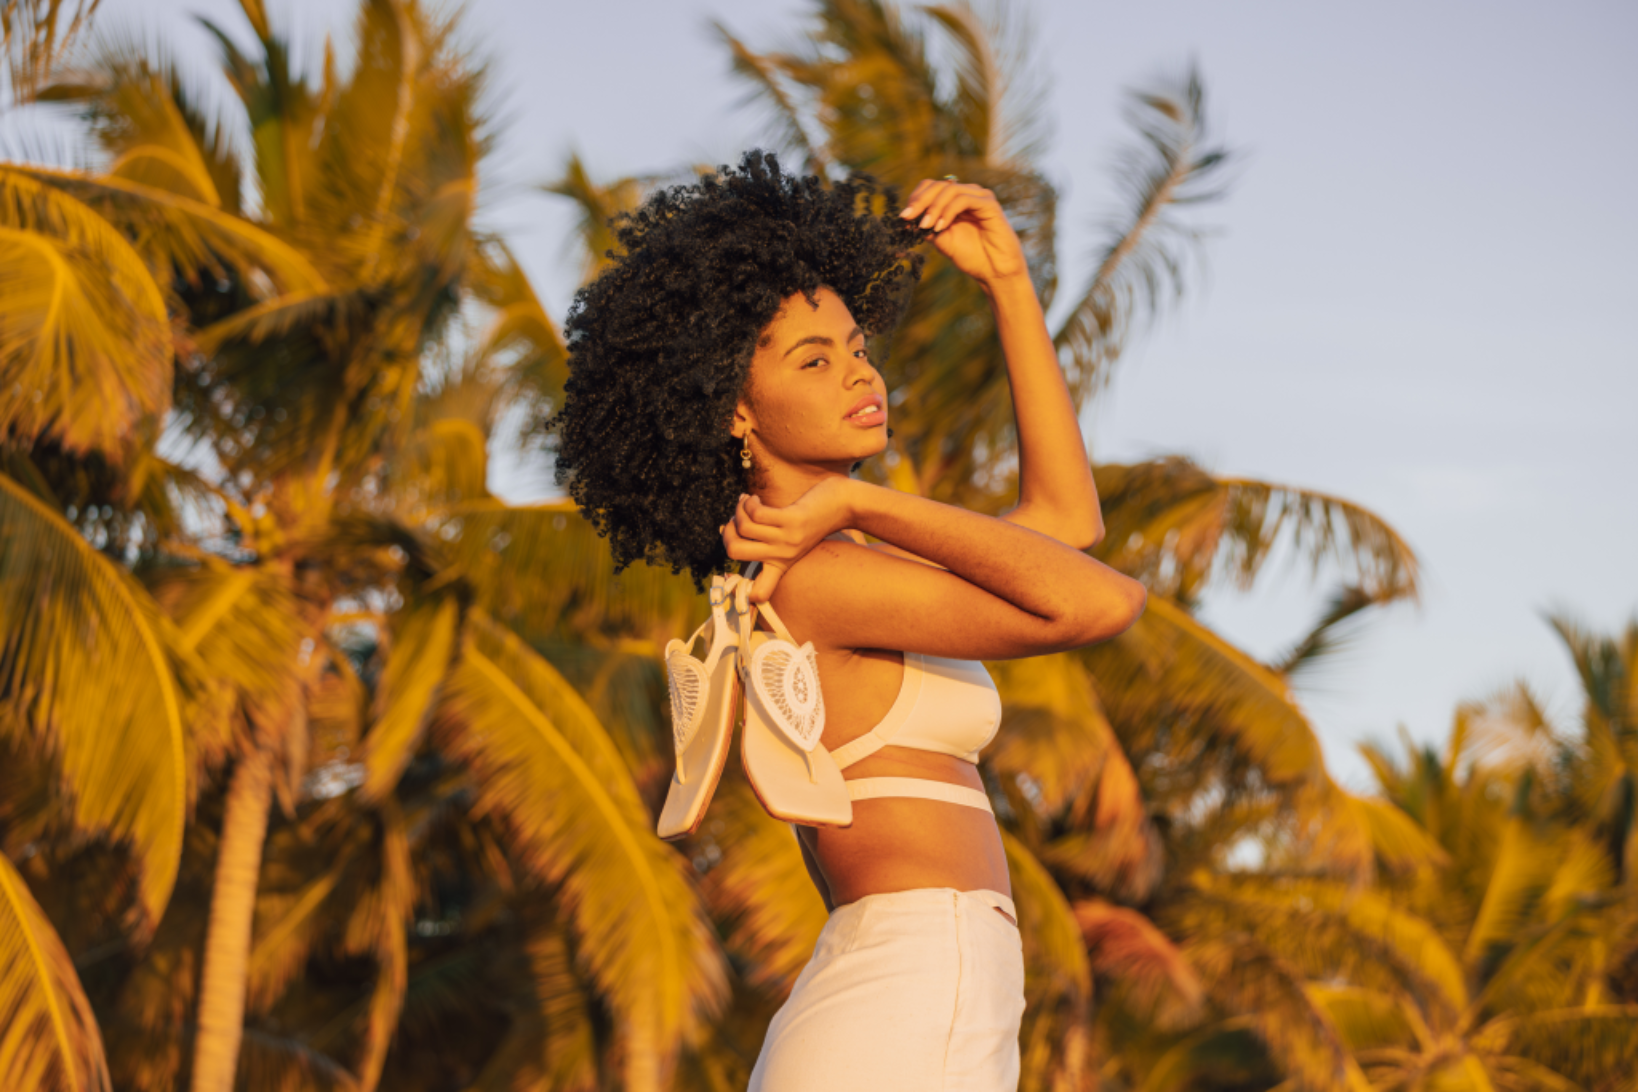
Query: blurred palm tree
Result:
<box><xmin>0</xmin><ymin>2</ymin><xmax>719</xmax><ymax>1090</ymax></box>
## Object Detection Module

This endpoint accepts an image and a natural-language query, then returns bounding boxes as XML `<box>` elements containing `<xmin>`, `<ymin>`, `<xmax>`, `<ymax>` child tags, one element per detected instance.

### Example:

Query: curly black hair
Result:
<box><xmin>547</xmin><ymin>150</ymin><xmax>928</xmax><ymax>589</ymax></box>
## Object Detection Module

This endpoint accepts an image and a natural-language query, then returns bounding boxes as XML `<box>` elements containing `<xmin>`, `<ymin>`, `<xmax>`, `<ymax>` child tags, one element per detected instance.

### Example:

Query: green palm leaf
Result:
<box><xmin>0</xmin><ymin>852</ymin><xmax>111</xmax><ymax>1092</ymax></box>
<box><xmin>0</xmin><ymin>170</ymin><xmax>169</xmax><ymax>459</ymax></box>
<box><xmin>431</xmin><ymin>611</ymin><xmax>726</xmax><ymax>1077</ymax></box>
<box><xmin>0</xmin><ymin>472</ymin><xmax>186</xmax><ymax>925</ymax></box>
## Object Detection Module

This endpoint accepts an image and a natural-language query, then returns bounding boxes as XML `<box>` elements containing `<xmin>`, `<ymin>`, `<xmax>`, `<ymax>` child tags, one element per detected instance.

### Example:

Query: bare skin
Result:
<box><xmin>723</xmin><ymin>179</ymin><xmax>1148</xmax><ymax>925</ymax></box>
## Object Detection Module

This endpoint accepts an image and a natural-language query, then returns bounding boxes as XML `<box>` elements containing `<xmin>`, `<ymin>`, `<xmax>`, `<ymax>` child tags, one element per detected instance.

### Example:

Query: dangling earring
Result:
<box><xmin>740</xmin><ymin>438</ymin><xmax>753</xmax><ymax>470</ymax></box>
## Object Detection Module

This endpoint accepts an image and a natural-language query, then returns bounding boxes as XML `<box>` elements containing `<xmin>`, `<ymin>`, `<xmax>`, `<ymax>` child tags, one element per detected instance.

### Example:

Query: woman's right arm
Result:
<box><xmin>725</xmin><ymin>478</ymin><xmax>1146</xmax><ymax>660</ymax></box>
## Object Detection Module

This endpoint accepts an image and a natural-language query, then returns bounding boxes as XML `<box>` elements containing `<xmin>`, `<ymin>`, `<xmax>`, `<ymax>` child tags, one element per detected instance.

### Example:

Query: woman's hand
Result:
<box><xmin>722</xmin><ymin>477</ymin><xmax>856</xmax><ymax>604</ymax></box>
<box><xmin>901</xmin><ymin>179</ymin><xmax>1027</xmax><ymax>288</ymax></box>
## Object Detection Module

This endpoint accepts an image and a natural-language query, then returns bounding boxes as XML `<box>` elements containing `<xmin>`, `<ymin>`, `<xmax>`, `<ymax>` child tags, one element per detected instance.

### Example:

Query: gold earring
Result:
<box><xmin>740</xmin><ymin>439</ymin><xmax>753</xmax><ymax>469</ymax></box>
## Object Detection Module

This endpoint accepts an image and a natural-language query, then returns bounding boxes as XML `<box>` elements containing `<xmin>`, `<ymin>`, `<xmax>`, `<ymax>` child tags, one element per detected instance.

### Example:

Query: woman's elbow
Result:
<box><xmin>1067</xmin><ymin>573</ymin><xmax>1146</xmax><ymax>646</ymax></box>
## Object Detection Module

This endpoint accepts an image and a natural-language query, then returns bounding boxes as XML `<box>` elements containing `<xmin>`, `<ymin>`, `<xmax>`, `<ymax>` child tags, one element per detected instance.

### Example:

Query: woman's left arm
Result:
<box><xmin>902</xmin><ymin>180</ymin><xmax>1105</xmax><ymax>550</ymax></box>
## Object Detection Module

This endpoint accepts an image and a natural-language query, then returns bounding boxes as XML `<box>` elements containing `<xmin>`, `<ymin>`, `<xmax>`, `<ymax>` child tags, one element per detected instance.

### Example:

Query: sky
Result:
<box><xmin>106</xmin><ymin>0</ymin><xmax>1638</xmax><ymax>789</ymax></box>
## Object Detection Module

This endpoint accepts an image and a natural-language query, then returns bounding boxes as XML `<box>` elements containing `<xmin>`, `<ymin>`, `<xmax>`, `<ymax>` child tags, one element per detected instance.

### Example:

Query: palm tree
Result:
<box><xmin>1</xmin><ymin>2</ymin><xmax>721</xmax><ymax>1090</ymax></box>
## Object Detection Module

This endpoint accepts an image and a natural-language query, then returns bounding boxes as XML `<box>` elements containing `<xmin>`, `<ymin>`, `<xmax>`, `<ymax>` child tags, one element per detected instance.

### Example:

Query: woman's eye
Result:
<box><xmin>802</xmin><ymin>356</ymin><xmax>825</xmax><ymax>369</ymax></box>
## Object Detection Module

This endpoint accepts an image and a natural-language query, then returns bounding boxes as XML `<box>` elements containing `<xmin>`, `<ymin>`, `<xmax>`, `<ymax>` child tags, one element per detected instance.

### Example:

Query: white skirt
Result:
<box><xmin>748</xmin><ymin>887</ymin><xmax>1026</xmax><ymax>1092</ymax></box>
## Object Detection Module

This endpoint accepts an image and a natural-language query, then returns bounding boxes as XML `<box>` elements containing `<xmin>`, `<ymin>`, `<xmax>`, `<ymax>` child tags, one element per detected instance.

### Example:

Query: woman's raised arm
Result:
<box><xmin>899</xmin><ymin>180</ymin><xmax>1104</xmax><ymax>549</ymax></box>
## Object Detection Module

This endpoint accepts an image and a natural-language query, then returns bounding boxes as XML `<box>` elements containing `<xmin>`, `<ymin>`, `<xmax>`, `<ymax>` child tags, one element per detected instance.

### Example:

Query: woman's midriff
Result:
<box><xmin>795</xmin><ymin>747</ymin><xmax>1012</xmax><ymax>910</ymax></box>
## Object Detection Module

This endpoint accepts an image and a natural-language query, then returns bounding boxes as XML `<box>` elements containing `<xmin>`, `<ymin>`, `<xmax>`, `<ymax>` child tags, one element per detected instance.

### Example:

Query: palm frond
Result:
<box><xmin>1479</xmin><ymin>1004</ymin><xmax>1638</xmax><ymax>1088</ymax></box>
<box><xmin>1053</xmin><ymin>64</ymin><xmax>1232</xmax><ymax>393</ymax></box>
<box><xmin>1001</xmin><ymin>830</ymin><xmax>1090</xmax><ymax>1004</ymax></box>
<box><xmin>715</xmin><ymin>28</ymin><xmax>827</xmax><ymax>175</ymax></box>
<box><xmin>922</xmin><ymin>2</ymin><xmax>1048</xmax><ymax>166</ymax></box>
<box><xmin>236</xmin><ymin>1027</ymin><xmax>358</xmax><ymax>1092</ymax></box>
<box><xmin>12</xmin><ymin>165</ymin><xmax>326</xmax><ymax>295</ymax></box>
<box><xmin>467</xmin><ymin>240</ymin><xmax>566</xmax><ymax>416</ymax></box>
<box><xmin>360</xmin><ymin>596</ymin><xmax>460</xmax><ymax>801</ymax></box>
<box><xmin>539</xmin><ymin>153</ymin><xmax>644</xmax><ymax>284</ymax></box>
<box><xmin>1307</xmin><ymin>984</ymin><xmax>1422</xmax><ymax>1053</ymax></box>
<box><xmin>1185</xmin><ymin>873</ymin><xmax>1470</xmax><ymax>1019</ymax></box>
<box><xmin>1</xmin><ymin>0</ymin><xmax>100</xmax><ymax>105</ymax></box>
<box><xmin>190</xmin><ymin>290</ymin><xmax>361</xmax><ymax>355</ymax></box>
<box><xmin>697</xmin><ymin>777</ymin><xmax>829</xmax><ymax>994</ymax></box>
<box><xmin>432</xmin><ymin>611</ymin><xmax>727</xmax><ymax>1062</ymax></box>
<box><xmin>1075</xmin><ymin>897</ymin><xmax>1203</xmax><ymax>1027</ymax></box>
<box><xmin>46</xmin><ymin>40</ymin><xmax>229</xmax><ymax>206</ymax></box>
<box><xmin>1095</xmin><ymin>458</ymin><xmax>1420</xmax><ymax>603</ymax></box>
<box><xmin>0</xmin><ymin>170</ymin><xmax>170</xmax><ymax>460</ymax></box>
<box><xmin>435</xmin><ymin>500</ymin><xmax>703</xmax><ymax>642</ymax></box>
<box><xmin>1463</xmin><ymin>814</ymin><xmax>1557</xmax><ymax>968</ymax></box>
<box><xmin>0</xmin><ymin>473</ymin><xmax>186</xmax><ymax>926</ymax></box>
<box><xmin>1087</xmin><ymin>595</ymin><xmax>1326</xmax><ymax>788</ymax></box>
<box><xmin>0</xmin><ymin>852</ymin><xmax>111</xmax><ymax>1092</ymax></box>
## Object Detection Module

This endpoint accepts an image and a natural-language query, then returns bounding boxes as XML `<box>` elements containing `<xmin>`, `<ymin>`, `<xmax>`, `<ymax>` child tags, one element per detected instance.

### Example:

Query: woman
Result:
<box><xmin>551</xmin><ymin>151</ymin><xmax>1146</xmax><ymax>1091</ymax></box>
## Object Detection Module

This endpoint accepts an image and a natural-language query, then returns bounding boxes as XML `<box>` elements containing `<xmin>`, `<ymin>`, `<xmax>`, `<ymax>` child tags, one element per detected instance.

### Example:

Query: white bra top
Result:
<box><xmin>830</xmin><ymin>651</ymin><xmax>1003</xmax><ymax>813</ymax></box>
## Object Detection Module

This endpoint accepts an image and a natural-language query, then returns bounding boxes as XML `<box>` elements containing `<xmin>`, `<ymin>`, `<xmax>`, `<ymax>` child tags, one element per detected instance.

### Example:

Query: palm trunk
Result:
<box><xmin>190</xmin><ymin>746</ymin><xmax>274</xmax><ymax>1092</ymax></box>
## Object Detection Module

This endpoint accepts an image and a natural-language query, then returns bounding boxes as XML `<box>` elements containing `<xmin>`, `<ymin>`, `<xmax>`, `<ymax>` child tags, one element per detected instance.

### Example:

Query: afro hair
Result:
<box><xmin>546</xmin><ymin>150</ymin><xmax>927</xmax><ymax>588</ymax></box>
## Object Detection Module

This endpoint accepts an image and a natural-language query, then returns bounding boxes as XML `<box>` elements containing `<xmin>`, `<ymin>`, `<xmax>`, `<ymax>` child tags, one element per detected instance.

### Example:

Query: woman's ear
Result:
<box><xmin>731</xmin><ymin>397</ymin><xmax>755</xmax><ymax>440</ymax></box>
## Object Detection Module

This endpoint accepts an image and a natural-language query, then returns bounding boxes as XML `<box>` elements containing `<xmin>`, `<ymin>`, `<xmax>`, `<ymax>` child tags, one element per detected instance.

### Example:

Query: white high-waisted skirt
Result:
<box><xmin>748</xmin><ymin>887</ymin><xmax>1026</xmax><ymax>1091</ymax></box>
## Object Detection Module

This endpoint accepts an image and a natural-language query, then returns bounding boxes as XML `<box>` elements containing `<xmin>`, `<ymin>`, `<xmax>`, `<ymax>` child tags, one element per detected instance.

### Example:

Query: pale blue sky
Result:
<box><xmin>108</xmin><ymin>0</ymin><xmax>1638</xmax><ymax>789</ymax></box>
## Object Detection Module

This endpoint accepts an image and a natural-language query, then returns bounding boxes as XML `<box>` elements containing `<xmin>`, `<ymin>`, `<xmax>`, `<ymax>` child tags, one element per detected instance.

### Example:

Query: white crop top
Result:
<box><xmin>830</xmin><ymin>651</ymin><xmax>1003</xmax><ymax>813</ymax></box>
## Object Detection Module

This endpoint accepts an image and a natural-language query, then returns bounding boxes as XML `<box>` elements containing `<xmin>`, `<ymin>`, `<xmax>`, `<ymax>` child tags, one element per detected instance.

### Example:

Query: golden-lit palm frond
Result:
<box><xmin>1088</xmin><ymin>595</ymin><xmax>1326</xmax><ymax>788</ymax></box>
<box><xmin>1133</xmin><ymin>1020</ymin><xmax>1276</xmax><ymax>1092</ymax></box>
<box><xmin>0</xmin><ymin>473</ymin><xmax>186</xmax><ymax>925</ymax></box>
<box><xmin>985</xmin><ymin>652</ymin><xmax>1117</xmax><ymax>815</ymax></box>
<box><xmin>1002</xmin><ymin>830</ymin><xmax>1090</xmax><ymax>1004</ymax></box>
<box><xmin>1006</xmin><ymin>829</ymin><xmax>1094</xmax><ymax>1092</ymax></box>
<box><xmin>1184</xmin><ymin>872</ymin><xmax>1470</xmax><ymax>1020</ymax></box>
<box><xmin>0</xmin><ymin>169</ymin><xmax>169</xmax><ymax>460</ymax></box>
<box><xmin>467</xmin><ymin>240</ymin><xmax>567</xmax><ymax>415</ymax></box>
<box><xmin>432</xmin><ymin>611</ymin><xmax>727</xmax><ymax>1064</ymax></box>
<box><xmin>46</xmin><ymin>42</ymin><xmax>227</xmax><ymax>206</ymax></box>
<box><xmin>1463</xmin><ymin>813</ymin><xmax>1558</xmax><ymax>969</ymax></box>
<box><xmin>435</xmin><ymin>500</ymin><xmax>703</xmax><ymax>641</ymax></box>
<box><xmin>1477</xmin><ymin>1004</ymin><xmax>1638</xmax><ymax>1089</ymax></box>
<box><xmin>0</xmin><ymin>852</ymin><xmax>111</xmax><ymax>1092</ymax></box>
<box><xmin>14</xmin><ymin>166</ymin><xmax>326</xmax><ymax>295</ymax></box>
<box><xmin>1095</xmin><ymin>457</ymin><xmax>1420</xmax><ymax>604</ymax></box>
<box><xmin>1</xmin><ymin>0</ymin><xmax>99</xmax><ymax>105</ymax></box>
<box><xmin>1304</xmin><ymin>786</ymin><xmax>1451</xmax><ymax>883</ymax></box>
<box><xmin>1175</xmin><ymin>927</ymin><xmax>1353</xmax><ymax>1092</ymax></box>
<box><xmin>392</xmin><ymin>419</ymin><xmax>490</xmax><ymax>516</ymax></box>
<box><xmin>715</xmin><ymin>26</ymin><xmax>828</xmax><ymax>176</ymax></box>
<box><xmin>1308</xmin><ymin>984</ymin><xmax>1423</xmax><ymax>1054</ymax></box>
<box><xmin>696</xmin><ymin>776</ymin><xmax>829</xmax><ymax>994</ymax></box>
<box><xmin>235</xmin><ymin>1029</ymin><xmax>358</xmax><ymax>1092</ymax></box>
<box><xmin>1075</xmin><ymin>897</ymin><xmax>1203</xmax><ymax>1028</ymax></box>
<box><xmin>360</xmin><ymin>596</ymin><xmax>460</xmax><ymax>801</ymax></box>
<box><xmin>541</xmin><ymin>153</ymin><xmax>644</xmax><ymax>285</ymax></box>
<box><xmin>1053</xmin><ymin>64</ymin><xmax>1231</xmax><ymax>394</ymax></box>
<box><xmin>921</xmin><ymin>2</ymin><xmax>1049</xmax><ymax>167</ymax></box>
<box><xmin>523</xmin><ymin>910</ymin><xmax>600</xmax><ymax>1092</ymax></box>
<box><xmin>190</xmin><ymin>290</ymin><xmax>361</xmax><ymax>356</ymax></box>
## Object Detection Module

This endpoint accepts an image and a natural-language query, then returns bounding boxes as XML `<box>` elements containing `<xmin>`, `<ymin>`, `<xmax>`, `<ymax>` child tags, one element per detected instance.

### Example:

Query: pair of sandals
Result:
<box><xmin>657</xmin><ymin>571</ymin><xmax>854</xmax><ymax>840</ymax></box>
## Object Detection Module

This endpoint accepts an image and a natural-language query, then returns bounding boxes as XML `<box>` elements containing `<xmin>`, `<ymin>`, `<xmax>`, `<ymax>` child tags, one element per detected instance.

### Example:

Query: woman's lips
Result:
<box><xmin>846</xmin><ymin>408</ymin><xmax>887</xmax><ymax>428</ymax></box>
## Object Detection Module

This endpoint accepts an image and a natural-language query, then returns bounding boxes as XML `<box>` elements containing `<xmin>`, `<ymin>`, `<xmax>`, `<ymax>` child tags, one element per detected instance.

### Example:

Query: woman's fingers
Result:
<box><xmin>749</xmin><ymin>561</ymin><xmax>786</xmax><ymax>605</ymax></box>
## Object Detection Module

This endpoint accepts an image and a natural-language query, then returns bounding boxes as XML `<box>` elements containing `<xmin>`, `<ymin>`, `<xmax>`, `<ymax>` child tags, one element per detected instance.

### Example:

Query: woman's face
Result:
<box><xmin>734</xmin><ymin>286</ymin><xmax>889</xmax><ymax>476</ymax></box>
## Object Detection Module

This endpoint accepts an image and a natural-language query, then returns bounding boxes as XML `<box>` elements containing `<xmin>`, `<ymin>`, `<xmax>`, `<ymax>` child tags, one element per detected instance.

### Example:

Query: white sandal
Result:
<box><xmin>656</xmin><ymin>575</ymin><xmax>742</xmax><ymax>840</ymax></box>
<box><xmin>729</xmin><ymin>572</ymin><xmax>852</xmax><ymax>828</ymax></box>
